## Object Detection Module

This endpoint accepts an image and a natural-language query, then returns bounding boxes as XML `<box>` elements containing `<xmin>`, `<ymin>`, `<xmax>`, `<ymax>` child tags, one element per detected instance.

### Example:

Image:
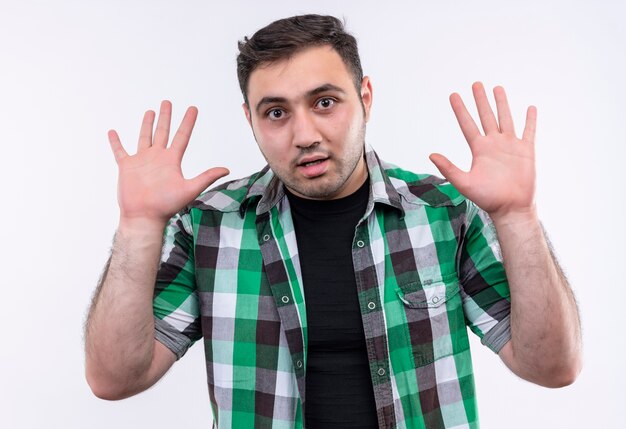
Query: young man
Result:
<box><xmin>85</xmin><ymin>14</ymin><xmax>582</xmax><ymax>429</ymax></box>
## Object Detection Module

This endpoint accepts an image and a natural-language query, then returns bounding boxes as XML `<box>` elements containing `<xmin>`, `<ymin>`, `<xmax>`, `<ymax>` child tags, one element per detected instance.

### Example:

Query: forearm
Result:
<box><xmin>85</xmin><ymin>218</ymin><xmax>165</xmax><ymax>396</ymax></box>
<box><xmin>492</xmin><ymin>208</ymin><xmax>582</xmax><ymax>386</ymax></box>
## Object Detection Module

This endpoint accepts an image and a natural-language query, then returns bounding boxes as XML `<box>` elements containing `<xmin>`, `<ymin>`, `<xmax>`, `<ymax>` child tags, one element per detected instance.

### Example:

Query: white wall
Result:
<box><xmin>1</xmin><ymin>0</ymin><xmax>624</xmax><ymax>427</ymax></box>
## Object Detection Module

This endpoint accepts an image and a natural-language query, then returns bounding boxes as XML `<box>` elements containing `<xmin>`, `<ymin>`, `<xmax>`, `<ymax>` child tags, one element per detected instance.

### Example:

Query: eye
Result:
<box><xmin>315</xmin><ymin>97</ymin><xmax>335</xmax><ymax>110</ymax></box>
<box><xmin>267</xmin><ymin>108</ymin><xmax>285</xmax><ymax>121</ymax></box>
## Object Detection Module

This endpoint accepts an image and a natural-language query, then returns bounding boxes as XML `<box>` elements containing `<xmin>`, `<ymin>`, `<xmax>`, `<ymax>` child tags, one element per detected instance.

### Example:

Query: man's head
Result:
<box><xmin>238</xmin><ymin>15</ymin><xmax>372</xmax><ymax>201</ymax></box>
<box><xmin>237</xmin><ymin>14</ymin><xmax>363</xmax><ymax>106</ymax></box>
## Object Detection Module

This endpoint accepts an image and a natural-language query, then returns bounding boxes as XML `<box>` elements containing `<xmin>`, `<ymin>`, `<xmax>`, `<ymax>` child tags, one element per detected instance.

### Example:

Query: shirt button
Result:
<box><xmin>281</xmin><ymin>295</ymin><xmax>290</xmax><ymax>304</ymax></box>
<box><xmin>367</xmin><ymin>301</ymin><xmax>376</xmax><ymax>310</ymax></box>
<box><xmin>432</xmin><ymin>296</ymin><xmax>440</xmax><ymax>304</ymax></box>
<box><xmin>356</xmin><ymin>240</ymin><xmax>365</xmax><ymax>248</ymax></box>
<box><xmin>263</xmin><ymin>234</ymin><xmax>270</xmax><ymax>242</ymax></box>
<box><xmin>377</xmin><ymin>367</ymin><xmax>386</xmax><ymax>376</ymax></box>
<box><xmin>296</xmin><ymin>360</ymin><xmax>303</xmax><ymax>369</ymax></box>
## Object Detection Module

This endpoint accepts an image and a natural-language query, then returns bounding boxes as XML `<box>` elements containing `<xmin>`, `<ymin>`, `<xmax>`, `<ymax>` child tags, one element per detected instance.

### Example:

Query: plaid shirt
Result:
<box><xmin>153</xmin><ymin>145</ymin><xmax>511</xmax><ymax>429</ymax></box>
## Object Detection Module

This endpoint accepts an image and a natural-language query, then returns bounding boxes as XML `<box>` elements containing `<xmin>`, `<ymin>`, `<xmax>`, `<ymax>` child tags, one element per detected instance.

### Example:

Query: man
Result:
<box><xmin>85</xmin><ymin>14</ymin><xmax>582</xmax><ymax>429</ymax></box>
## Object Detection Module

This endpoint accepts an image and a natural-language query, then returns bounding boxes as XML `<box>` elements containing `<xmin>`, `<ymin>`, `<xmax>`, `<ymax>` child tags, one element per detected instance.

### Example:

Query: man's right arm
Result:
<box><xmin>85</xmin><ymin>220</ymin><xmax>176</xmax><ymax>400</ymax></box>
<box><xmin>84</xmin><ymin>101</ymin><xmax>229</xmax><ymax>399</ymax></box>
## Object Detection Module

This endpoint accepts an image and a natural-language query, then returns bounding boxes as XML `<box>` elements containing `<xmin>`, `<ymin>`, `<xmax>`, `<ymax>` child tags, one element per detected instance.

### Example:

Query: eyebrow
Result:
<box><xmin>255</xmin><ymin>83</ymin><xmax>346</xmax><ymax>114</ymax></box>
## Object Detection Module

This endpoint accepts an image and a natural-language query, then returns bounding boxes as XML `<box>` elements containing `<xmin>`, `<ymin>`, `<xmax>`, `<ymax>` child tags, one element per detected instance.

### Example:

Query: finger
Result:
<box><xmin>153</xmin><ymin>100</ymin><xmax>172</xmax><ymax>148</ymax></box>
<box><xmin>493</xmin><ymin>86</ymin><xmax>515</xmax><ymax>135</ymax></box>
<box><xmin>108</xmin><ymin>129</ymin><xmax>128</xmax><ymax>163</ymax></box>
<box><xmin>186</xmin><ymin>167</ymin><xmax>230</xmax><ymax>198</ymax></box>
<box><xmin>522</xmin><ymin>105</ymin><xmax>537</xmax><ymax>143</ymax></box>
<box><xmin>137</xmin><ymin>110</ymin><xmax>155</xmax><ymax>151</ymax></box>
<box><xmin>472</xmin><ymin>81</ymin><xmax>499</xmax><ymax>135</ymax></box>
<box><xmin>171</xmin><ymin>106</ymin><xmax>198</xmax><ymax>154</ymax></box>
<box><xmin>450</xmin><ymin>92</ymin><xmax>481</xmax><ymax>145</ymax></box>
<box><xmin>429</xmin><ymin>153</ymin><xmax>470</xmax><ymax>194</ymax></box>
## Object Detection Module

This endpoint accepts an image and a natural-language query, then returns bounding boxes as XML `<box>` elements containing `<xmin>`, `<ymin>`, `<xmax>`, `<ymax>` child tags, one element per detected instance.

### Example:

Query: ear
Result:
<box><xmin>242</xmin><ymin>102</ymin><xmax>253</xmax><ymax>127</ymax></box>
<box><xmin>360</xmin><ymin>76</ymin><xmax>373</xmax><ymax>122</ymax></box>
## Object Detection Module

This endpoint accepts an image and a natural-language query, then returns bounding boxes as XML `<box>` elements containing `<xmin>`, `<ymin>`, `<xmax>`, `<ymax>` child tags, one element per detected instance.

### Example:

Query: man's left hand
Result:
<box><xmin>430</xmin><ymin>82</ymin><xmax>537</xmax><ymax>223</ymax></box>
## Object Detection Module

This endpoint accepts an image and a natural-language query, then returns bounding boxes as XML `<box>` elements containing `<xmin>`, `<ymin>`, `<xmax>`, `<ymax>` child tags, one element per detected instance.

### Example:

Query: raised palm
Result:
<box><xmin>108</xmin><ymin>101</ymin><xmax>229</xmax><ymax>225</ymax></box>
<box><xmin>430</xmin><ymin>82</ymin><xmax>537</xmax><ymax>222</ymax></box>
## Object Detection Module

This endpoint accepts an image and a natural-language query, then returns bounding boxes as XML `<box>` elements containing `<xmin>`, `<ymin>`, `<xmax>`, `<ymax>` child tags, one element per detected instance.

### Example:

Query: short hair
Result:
<box><xmin>237</xmin><ymin>14</ymin><xmax>363</xmax><ymax>104</ymax></box>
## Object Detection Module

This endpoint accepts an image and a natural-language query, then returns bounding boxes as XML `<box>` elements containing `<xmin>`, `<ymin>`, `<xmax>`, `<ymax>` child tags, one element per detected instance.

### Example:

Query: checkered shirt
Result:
<box><xmin>153</xmin><ymin>145</ymin><xmax>511</xmax><ymax>429</ymax></box>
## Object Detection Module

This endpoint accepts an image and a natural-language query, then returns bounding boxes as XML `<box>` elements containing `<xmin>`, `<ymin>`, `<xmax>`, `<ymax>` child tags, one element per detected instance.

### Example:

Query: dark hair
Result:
<box><xmin>237</xmin><ymin>14</ymin><xmax>363</xmax><ymax>104</ymax></box>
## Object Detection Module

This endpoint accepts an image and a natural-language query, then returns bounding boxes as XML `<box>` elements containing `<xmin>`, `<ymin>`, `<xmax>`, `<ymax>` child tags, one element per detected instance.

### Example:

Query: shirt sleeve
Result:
<box><xmin>153</xmin><ymin>210</ymin><xmax>202</xmax><ymax>360</ymax></box>
<box><xmin>458</xmin><ymin>200</ymin><xmax>512</xmax><ymax>353</ymax></box>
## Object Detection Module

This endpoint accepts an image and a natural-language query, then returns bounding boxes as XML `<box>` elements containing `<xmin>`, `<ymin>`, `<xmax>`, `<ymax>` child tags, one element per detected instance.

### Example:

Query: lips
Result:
<box><xmin>297</xmin><ymin>155</ymin><xmax>329</xmax><ymax>167</ymax></box>
<box><xmin>296</xmin><ymin>155</ymin><xmax>330</xmax><ymax>178</ymax></box>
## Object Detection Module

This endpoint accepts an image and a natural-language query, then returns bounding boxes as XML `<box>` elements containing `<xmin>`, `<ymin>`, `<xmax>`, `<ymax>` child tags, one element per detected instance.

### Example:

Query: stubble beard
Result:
<box><xmin>270</xmin><ymin>123</ymin><xmax>366</xmax><ymax>200</ymax></box>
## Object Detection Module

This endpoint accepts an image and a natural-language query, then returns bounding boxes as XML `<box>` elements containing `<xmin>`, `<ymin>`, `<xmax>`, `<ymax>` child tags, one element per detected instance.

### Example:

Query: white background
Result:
<box><xmin>2</xmin><ymin>0</ymin><xmax>625</xmax><ymax>427</ymax></box>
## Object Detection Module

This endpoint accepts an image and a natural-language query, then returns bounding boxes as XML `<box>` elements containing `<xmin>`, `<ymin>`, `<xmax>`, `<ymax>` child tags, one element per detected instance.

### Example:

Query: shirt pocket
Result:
<box><xmin>395</xmin><ymin>273</ymin><xmax>466</xmax><ymax>367</ymax></box>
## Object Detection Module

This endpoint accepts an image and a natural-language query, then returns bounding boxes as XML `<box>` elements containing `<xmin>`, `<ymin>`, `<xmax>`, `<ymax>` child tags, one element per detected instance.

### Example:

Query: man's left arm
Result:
<box><xmin>489</xmin><ymin>209</ymin><xmax>581</xmax><ymax>387</ymax></box>
<box><xmin>430</xmin><ymin>82</ymin><xmax>582</xmax><ymax>387</ymax></box>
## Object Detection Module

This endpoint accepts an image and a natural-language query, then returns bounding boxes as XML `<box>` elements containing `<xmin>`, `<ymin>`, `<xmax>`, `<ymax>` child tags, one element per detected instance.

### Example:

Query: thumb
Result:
<box><xmin>186</xmin><ymin>167</ymin><xmax>230</xmax><ymax>198</ymax></box>
<box><xmin>429</xmin><ymin>153</ymin><xmax>469</xmax><ymax>193</ymax></box>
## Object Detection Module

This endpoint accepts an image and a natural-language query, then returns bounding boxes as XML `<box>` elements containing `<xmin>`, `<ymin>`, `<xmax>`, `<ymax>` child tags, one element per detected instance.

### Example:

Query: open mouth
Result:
<box><xmin>297</xmin><ymin>155</ymin><xmax>329</xmax><ymax>167</ymax></box>
<box><xmin>296</xmin><ymin>156</ymin><xmax>329</xmax><ymax>178</ymax></box>
<box><xmin>300</xmin><ymin>159</ymin><xmax>326</xmax><ymax>167</ymax></box>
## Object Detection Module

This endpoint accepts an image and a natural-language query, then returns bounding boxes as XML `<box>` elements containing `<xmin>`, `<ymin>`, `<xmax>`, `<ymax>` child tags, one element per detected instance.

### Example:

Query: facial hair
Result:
<box><xmin>263</xmin><ymin>120</ymin><xmax>366</xmax><ymax>200</ymax></box>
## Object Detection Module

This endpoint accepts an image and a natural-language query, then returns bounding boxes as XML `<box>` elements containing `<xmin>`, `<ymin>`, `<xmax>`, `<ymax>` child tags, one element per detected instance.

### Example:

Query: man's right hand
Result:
<box><xmin>108</xmin><ymin>100</ymin><xmax>229</xmax><ymax>229</ymax></box>
<box><xmin>85</xmin><ymin>101</ymin><xmax>229</xmax><ymax>400</ymax></box>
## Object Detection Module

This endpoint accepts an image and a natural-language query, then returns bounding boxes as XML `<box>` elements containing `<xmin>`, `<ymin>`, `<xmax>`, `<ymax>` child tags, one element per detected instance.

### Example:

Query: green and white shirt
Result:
<box><xmin>154</xmin><ymin>145</ymin><xmax>511</xmax><ymax>429</ymax></box>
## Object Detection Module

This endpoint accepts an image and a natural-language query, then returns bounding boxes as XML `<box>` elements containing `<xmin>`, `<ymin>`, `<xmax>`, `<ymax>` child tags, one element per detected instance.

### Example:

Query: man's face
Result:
<box><xmin>243</xmin><ymin>45</ymin><xmax>373</xmax><ymax>200</ymax></box>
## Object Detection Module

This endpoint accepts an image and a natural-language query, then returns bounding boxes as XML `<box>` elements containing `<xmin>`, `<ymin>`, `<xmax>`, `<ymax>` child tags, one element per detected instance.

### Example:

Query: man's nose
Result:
<box><xmin>291</xmin><ymin>110</ymin><xmax>322</xmax><ymax>148</ymax></box>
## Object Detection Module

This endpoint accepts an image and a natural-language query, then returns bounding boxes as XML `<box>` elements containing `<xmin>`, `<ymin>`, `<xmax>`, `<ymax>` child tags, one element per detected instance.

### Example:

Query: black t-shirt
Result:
<box><xmin>286</xmin><ymin>179</ymin><xmax>378</xmax><ymax>428</ymax></box>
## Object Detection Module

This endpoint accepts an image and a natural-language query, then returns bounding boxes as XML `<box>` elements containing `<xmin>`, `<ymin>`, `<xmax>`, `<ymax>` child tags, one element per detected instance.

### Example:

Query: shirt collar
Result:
<box><xmin>239</xmin><ymin>144</ymin><xmax>405</xmax><ymax>218</ymax></box>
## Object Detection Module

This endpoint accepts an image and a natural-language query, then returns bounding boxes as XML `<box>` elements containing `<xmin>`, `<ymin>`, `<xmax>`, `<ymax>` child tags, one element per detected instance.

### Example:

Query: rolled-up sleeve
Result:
<box><xmin>153</xmin><ymin>210</ymin><xmax>201</xmax><ymax>360</ymax></box>
<box><xmin>458</xmin><ymin>200</ymin><xmax>511</xmax><ymax>353</ymax></box>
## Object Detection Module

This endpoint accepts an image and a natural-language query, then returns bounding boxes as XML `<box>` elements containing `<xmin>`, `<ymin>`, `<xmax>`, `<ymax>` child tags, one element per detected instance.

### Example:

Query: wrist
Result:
<box><xmin>489</xmin><ymin>205</ymin><xmax>539</xmax><ymax>229</ymax></box>
<box><xmin>117</xmin><ymin>216</ymin><xmax>167</xmax><ymax>238</ymax></box>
